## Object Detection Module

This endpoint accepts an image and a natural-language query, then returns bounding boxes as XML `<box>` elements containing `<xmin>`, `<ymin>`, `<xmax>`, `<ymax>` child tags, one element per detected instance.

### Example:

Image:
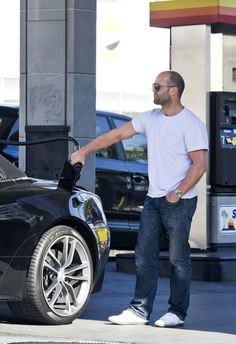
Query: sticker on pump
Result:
<box><xmin>225</xmin><ymin>137</ymin><xmax>232</xmax><ymax>144</ymax></box>
<box><xmin>232</xmin><ymin>137</ymin><xmax>236</xmax><ymax>146</ymax></box>
<box><xmin>220</xmin><ymin>207</ymin><xmax>236</xmax><ymax>232</ymax></box>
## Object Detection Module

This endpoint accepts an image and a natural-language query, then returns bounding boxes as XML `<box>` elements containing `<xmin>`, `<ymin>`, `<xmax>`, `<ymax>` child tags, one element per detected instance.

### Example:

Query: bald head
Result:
<box><xmin>159</xmin><ymin>71</ymin><xmax>185</xmax><ymax>98</ymax></box>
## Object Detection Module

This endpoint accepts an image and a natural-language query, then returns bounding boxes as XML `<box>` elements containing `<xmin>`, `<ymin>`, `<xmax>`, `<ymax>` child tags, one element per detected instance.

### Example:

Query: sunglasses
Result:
<box><xmin>152</xmin><ymin>83</ymin><xmax>176</xmax><ymax>92</ymax></box>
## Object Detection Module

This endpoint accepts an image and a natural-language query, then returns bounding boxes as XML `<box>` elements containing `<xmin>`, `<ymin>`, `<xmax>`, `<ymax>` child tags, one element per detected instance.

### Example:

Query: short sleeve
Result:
<box><xmin>184</xmin><ymin>117</ymin><xmax>209</xmax><ymax>152</ymax></box>
<box><xmin>132</xmin><ymin>109</ymin><xmax>159</xmax><ymax>135</ymax></box>
<box><xmin>132</xmin><ymin>112</ymin><xmax>147</xmax><ymax>134</ymax></box>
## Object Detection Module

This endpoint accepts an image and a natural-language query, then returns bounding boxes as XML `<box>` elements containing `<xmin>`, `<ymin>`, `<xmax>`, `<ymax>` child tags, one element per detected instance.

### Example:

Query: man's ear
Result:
<box><xmin>170</xmin><ymin>86</ymin><xmax>178</xmax><ymax>97</ymax></box>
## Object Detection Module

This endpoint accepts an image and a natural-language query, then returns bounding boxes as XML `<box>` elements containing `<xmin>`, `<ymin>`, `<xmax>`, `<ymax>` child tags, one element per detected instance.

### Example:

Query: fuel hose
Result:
<box><xmin>0</xmin><ymin>137</ymin><xmax>79</xmax><ymax>150</ymax></box>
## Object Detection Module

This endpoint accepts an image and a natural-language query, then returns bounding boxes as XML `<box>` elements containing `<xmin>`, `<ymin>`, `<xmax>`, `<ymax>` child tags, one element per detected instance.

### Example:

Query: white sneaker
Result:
<box><xmin>108</xmin><ymin>309</ymin><xmax>148</xmax><ymax>325</ymax></box>
<box><xmin>155</xmin><ymin>312</ymin><xmax>184</xmax><ymax>328</ymax></box>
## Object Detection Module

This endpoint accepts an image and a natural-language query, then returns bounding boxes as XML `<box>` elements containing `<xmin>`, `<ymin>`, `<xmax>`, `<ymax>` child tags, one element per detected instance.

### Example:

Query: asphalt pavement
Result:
<box><xmin>0</xmin><ymin>260</ymin><xmax>235</xmax><ymax>344</ymax></box>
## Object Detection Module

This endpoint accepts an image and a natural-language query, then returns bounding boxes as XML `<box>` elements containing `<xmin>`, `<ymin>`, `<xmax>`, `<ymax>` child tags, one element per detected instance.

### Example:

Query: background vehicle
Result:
<box><xmin>0</xmin><ymin>104</ymin><xmax>19</xmax><ymax>164</ymax></box>
<box><xmin>96</xmin><ymin>110</ymin><xmax>148</xmax><ymax>249</ymax></box>
<box><xmin>0</xmin><ymin>105</ymin><xmax>149</xmax><ymax>250</ymax></box>
<box><xmin>0</xmin><ymin>154</ymin><xmax>110</xmax><ymax>325</ymax></box>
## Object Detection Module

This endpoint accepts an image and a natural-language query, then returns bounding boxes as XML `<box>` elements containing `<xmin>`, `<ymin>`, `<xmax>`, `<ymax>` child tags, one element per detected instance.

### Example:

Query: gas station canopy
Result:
<box><xmin>150</xmin><ymin>0</ymin><xmax>236</xmax><ymax>27</ymax></box>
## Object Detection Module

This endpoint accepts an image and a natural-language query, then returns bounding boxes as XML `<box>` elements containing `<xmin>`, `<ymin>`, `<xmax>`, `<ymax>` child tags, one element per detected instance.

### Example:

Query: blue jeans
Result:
<box><xmin>129</xmin><ymin>195</ymin><xmax>197</xmax><ymax>320</ymax></box>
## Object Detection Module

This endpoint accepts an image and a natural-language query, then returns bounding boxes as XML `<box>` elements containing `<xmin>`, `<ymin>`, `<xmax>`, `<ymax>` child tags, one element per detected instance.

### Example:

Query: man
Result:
<box><xmin>70</xmin><ymin>70</ymin><xmax>208</xmax><ymax>328</ymax></box>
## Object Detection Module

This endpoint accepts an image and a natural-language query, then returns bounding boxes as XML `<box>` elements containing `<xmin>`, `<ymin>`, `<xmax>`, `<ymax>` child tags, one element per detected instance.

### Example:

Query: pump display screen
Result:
<box><xmin>229</xmin><ymin>109</ymin><xmax>236</xmax><ymax>117</ymax></box>
<box><xmin>221</xmin><ymin>128</ymin><xmax>236</xmax><ymax>148</ymax></box>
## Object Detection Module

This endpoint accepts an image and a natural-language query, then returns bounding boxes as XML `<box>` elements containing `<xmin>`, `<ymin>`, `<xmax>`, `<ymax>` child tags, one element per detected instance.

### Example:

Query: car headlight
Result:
<box><xmin>69</xmin><ymin>191</ymin><xmax>108</xmax><ymax>226</ymax></box>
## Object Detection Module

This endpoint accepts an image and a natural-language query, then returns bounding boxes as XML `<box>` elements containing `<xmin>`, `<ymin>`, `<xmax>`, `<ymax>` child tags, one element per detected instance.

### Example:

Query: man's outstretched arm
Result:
<box><xmin>70</xmin><ymin>121</ymin><xmax>137</xmax><ymax>165</ymax></box>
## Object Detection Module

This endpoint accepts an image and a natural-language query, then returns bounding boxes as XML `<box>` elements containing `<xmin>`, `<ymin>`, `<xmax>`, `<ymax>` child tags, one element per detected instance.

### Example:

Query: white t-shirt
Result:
<box><xmin>132</xmin><ymin>107</ymin><xmax>209</xmax><ymax>199</ymax></box>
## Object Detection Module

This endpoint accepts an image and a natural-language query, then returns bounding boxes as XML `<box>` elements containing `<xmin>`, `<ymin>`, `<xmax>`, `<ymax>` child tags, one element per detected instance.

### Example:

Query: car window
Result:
<box><xmin>0</xmin><ymin>154</ymin><xmax>26</xmax><ymax>181</ymax></box>
<box><xmin>8</xmin><ymin>117</ymin><xmax>19</xmax><ymax>141</ymax></box>
<box><xmin>113</xmin><ymin>118</ymin><xmax>147</xmax><ymax>163</ymax></box>
<box><xmin>96</xmin><ymin>115</ymin><xmax>118</xmax><ymax>159</ymax></box>
<box><xmin>0</xmin><ymin>107</ymin><xmax>18</xmax><ymax>139</ymax></box>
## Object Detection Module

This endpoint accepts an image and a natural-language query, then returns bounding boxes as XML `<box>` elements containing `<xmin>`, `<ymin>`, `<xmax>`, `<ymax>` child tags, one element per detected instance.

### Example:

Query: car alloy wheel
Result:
<box><xmin>42</xmin><ymin>233</ymin><xmax>92</xmax><ymax>317</ymax></box>
<box><xmin>8</xmin><ymin>225</ymin><xmax>93</xmax><ymax>325</ymax></box>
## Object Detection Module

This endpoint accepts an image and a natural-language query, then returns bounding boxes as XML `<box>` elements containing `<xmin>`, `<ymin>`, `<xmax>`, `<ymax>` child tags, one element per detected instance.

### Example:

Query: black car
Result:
<box><xmin>0</xmin><ymin>154</ymin><xmax>110</xmax><ymax>325</ymax></box>
<box><xmin>0</xmin><ymin>105</ymin><xmax>149</xmax><ymax>250</ymax></box>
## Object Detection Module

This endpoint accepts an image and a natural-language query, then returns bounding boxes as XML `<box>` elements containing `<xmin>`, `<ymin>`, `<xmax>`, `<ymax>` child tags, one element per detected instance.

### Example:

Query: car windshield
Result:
<box><xmin>0</xmin><ymin>154</ymin><xmax>26</xmax><ymax>181</ymax></box>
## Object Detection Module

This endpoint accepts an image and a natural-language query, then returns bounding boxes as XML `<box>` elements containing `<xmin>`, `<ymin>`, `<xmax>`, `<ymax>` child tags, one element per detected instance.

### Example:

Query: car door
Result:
<box><xmin>112</xmin><ymin>117</ymin><xmax>148</xmax><ymax>222</ymax></box>
<box><xmin>95</xmin><ymin>112</ymin><xmax>132</xmax><ymax>229</ymax></box>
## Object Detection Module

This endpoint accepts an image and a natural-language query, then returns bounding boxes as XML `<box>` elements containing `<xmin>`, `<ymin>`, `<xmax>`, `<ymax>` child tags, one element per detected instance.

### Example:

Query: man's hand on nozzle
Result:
<box><xmin>70</xmin><ymin>149</ymin><xmax>85</xmax><ymax>166</ymax></box>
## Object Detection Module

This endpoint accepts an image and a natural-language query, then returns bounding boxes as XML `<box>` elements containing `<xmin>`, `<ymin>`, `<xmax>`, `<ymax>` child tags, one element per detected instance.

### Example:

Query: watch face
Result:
<box><xmin>175</xmin><ymin>189</ymin><xmax>182</xmax><ymax>198</ymax></box>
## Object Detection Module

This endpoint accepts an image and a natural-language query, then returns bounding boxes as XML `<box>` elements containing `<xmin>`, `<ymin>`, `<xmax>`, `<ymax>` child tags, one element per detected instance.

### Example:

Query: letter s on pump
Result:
<box><xmin>232</xmin><ymin>209</ymin><xmax>236</xmax><ymax>219</ymax></box>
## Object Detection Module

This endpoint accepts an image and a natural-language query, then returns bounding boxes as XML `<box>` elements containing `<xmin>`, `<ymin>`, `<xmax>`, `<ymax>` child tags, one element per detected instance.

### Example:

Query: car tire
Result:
<box><xmin>8</xmin><ymin>225</ymin><xmax>93</xmax><ymax>325</ymax></box>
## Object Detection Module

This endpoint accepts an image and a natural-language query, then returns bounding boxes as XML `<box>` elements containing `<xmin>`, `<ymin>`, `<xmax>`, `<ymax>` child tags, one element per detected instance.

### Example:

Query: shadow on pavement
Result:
<box><xmin>81</xmin><ymin>261</ymin><xmax>236</xmax><ymax>336</ymax></box>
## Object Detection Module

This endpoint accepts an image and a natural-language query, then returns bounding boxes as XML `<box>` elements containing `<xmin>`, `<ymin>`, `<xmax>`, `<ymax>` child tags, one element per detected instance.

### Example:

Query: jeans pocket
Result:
<box><xmin>164</xmin><ymin>196</ymin><xmax>181</xmax><ymax>206</ymax></box>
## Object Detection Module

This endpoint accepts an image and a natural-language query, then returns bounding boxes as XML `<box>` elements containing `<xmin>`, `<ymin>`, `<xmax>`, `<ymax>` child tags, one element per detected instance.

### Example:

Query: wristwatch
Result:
<box><xmin>175</xmin><ymin>189</ymin><xmax>183</xmax><ymax>199</ymax></box>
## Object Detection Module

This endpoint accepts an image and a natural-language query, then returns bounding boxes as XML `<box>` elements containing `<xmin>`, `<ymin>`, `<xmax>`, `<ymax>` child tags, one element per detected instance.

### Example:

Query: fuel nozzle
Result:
<box><xmin>58</xmin><ymin>160</ymin><xmax>83</xmax><ymax>191</ymax></box>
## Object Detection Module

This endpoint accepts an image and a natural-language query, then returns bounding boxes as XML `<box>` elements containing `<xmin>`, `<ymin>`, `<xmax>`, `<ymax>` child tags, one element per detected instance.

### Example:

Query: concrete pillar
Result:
<box><xmin>171</xmin><ymin>25</ymin><xmax>211</xmax><ymax>249</ymax></box>
<box><xmin>20</xmin><ymin>0</ymin><xmax>96</xmax><ymax>191</ymax></box>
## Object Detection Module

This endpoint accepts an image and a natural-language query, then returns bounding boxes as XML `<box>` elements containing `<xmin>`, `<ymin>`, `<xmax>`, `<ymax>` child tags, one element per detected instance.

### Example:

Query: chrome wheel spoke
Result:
<box><xmin>66</xmin><ymin>273</ymin><xmax>90</xmax><ymax>282</ymax></box>
<box><xmin>47</xmin><ymin>249</ymin><xmax>61</xmax><ymax>270</ymax></box>
<box><xmin>61</xmin><ymin>237</ymin><xmax>69</xmax><ymax>266</ymax></box>
<box><xmin>47</xmin><ymin>283</ymin><xmax>62</xmax><ymax>308</ymax></box>
<box><xmin>63</xmin><ymin>238</ymin><xmax>77</xmax><ymax>269</ymax></box>
<box><xmin>66</xmin><ymin>262</ymin><xmax>89</xmax><ymax>276</ymax></box>
<box><xmin>44</xmin><ymin>261</ymin><xmax>59</xmax><ymax>274</ymax></box>
<box><xmin>45</xmin><ymin>279</ymin><xmax>60</xmax><ymax>298</ymax></box>
<box><xmin>63</xmin><ymin>282</ymin><xmax>79</xmax><ymax>308</ymax></box>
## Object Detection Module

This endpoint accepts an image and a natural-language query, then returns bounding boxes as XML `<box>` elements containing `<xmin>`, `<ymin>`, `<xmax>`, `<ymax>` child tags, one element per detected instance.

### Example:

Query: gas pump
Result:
<box><xmin>208</xmin><ymin>92</ymin><xmax>236</xmax><ymax>248</ymax></box>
